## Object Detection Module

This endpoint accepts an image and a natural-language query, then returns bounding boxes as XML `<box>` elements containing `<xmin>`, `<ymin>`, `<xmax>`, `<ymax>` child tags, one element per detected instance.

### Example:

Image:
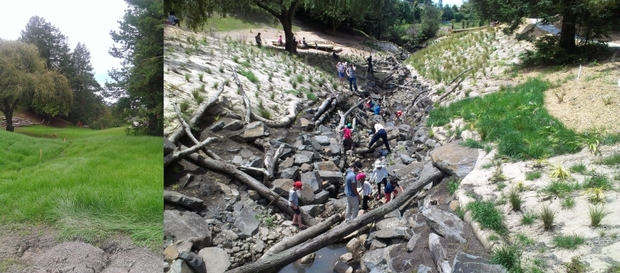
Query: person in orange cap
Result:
<box><xmin>289</xmin><ymin>181</ymin><xmax>306</xmax><ymax>229</ymax></box>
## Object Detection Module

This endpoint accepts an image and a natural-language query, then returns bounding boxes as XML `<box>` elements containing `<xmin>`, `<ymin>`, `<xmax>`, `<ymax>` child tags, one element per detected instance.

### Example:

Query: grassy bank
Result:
<box><xmin>0</xmin><ymin>126</ymin><xmax>162</xmax><ymax>248</ymax></box>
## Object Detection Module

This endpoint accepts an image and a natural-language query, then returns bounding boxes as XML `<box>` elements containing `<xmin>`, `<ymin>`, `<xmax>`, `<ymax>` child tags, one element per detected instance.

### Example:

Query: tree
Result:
<box><xmin>469</xmin><ymin>0</ymin><xmax>618</xmax><ymax>54</ymax></box>
<box><xmin>0</xmin><ymin>40</ymin><xmax>72</xmax><ymax>131</ymax></box>
<box><xmin>108</xmin><ymin>0</ymin><xmax>163</xmax><ymax>136</ymax></box>
<box><xmin>67</xmin><ymin>43</ymin><xmax>102</xmax><ymax>125</ymax></box>
<box><xmin>301</xmin><ymin>0</ymin><xmax>380</xmax><ymax>34</ymax></box>
<box><xmin>20</xmin><ymin>16</ymin><xmax>72</xmax><ymax>72</ymax></box>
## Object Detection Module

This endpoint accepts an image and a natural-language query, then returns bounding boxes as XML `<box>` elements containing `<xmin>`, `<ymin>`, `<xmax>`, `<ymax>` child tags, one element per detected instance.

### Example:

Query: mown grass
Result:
<box><xmin>427</xmin><ymin>78</ymin><xmax>583</xmax><ymax>160</ymax></box>
<box><xmin>1</xmin><ymin>126</ymin><xmax>162</xmax><ymax>249</ymax></box>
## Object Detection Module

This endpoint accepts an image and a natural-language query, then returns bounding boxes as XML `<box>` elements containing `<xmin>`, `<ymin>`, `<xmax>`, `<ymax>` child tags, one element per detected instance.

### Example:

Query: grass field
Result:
<box><xmin>0</xmin><ymin>126</ymin><xmax>162</xmax><ymax>248</ymax></box>
<box><xmin>199</xmin><ymin>13</ymin><xmax>300</xmax><ymax>32</ymax></box>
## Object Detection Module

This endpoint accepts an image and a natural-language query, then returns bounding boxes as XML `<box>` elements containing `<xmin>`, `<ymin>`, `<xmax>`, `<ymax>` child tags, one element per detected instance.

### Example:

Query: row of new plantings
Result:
<box><xmin>428</xmin><ymin>78</ymin><xmax>620</xmax><ymax>272</ymax></box>
<box><xmin>0</xmin><ymin>127</ymin><xmax>163</xmax><ymax>249</ymax></box>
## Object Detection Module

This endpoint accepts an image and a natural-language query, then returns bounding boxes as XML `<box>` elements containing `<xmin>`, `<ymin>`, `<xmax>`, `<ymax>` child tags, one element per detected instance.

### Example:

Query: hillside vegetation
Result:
<box><xmin>0</xmin><ymin>127</ymin><xmax>162</xmax><ymax>248</ymax></box>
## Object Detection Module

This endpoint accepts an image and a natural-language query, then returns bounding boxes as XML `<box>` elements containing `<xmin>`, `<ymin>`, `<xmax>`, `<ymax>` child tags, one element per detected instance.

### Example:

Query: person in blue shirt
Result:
<box><xmin>344</xmin><ymin>161</ymin><xmax>363</xmax><ymax>221</ymax></box>
<box><xmin>289</xmin><ymin>181</ymin><xmax>306</xmax><ymax>229</ymax></box>
<box><xmin>373</xmin><ymin>104</ymin><xmax>381</xmax><ymax>115</ymax></box>
<box><xmin>168</xmin><ymin>11</ymin><xmax>180</xmax><ymax>27</ymax></box>
<box><xmin>346</xmin><ymin>63</ymin><xmax>358</xmax><ymax>92</ymax></box>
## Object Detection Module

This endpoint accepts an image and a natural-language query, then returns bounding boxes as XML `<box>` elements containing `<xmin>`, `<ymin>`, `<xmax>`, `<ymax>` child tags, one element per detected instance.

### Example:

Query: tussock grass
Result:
<box><xmin>2</xmin><ymin>127</ymin><xmax>162</xmax><ymax>248</ymax></box>
<box><xmin>466</xmin><ymin>200</ymin><xmax>507</xmax><ymax>235</ymax></box>
<box><xmin>508</xmin><ymin>189</ymin><xmax>522</xmax><ymax>211</ymax></box>
<box><xmin>521</xmin><ymin>212</ymin><xmax>537</xmax><ymax>226</ymax></box>
<box><xmin>588</xmin><ymin>205</ymin><xmax>608</xmax><ymax>227</ymax></box>
<box><xmin>569</xmin><ymin>163</ymin><xmax>587</xmax><ymax>174</ymax></box>
<box><xmin>540</xmin><ymin>205</ymin><xmax>556</xmax><ymax>231</ymax></box>
<box><xmin>597</xmin><ymin>153</ymin><xmax>620</xmax><ymax>166</ymax></box>
<box><xmin>427</xmin><ymin>78</ymin><xmax>582</xmax><ymax>160</ymax></box>
<box><xmin>491</xmin><ymin>245</ymin><xmax>522</xmax><ymax>272</ymax></box>
<box><xmin>553</xmin><ymin>234</ymin><xmax>585</xmax><ymax>249</ymax></box>
<box><xmin>544</xmin><ymin>181</ymin><xmax>575</xmax><ymax>197</ymax></box>
<box><xmin>239</xmin><ymin>69</ymin><xmax>259</xmax><ymax>84</ymax></box>
<box><xmin>584</xmin><ymin>174</ymin><xmax>613</xmax><ymax>190</ymax></box>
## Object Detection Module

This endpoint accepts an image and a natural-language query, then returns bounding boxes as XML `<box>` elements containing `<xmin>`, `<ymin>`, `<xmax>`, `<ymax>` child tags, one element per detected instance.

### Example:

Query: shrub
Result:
<box><xmin>540</xmin><ymin>205</ymin><xmax>556</xmax><ymax>231</ymax></box>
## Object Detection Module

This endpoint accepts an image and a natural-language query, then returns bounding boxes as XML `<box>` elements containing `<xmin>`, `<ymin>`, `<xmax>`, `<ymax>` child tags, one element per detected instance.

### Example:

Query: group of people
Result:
<box><xmin>255</xmin><ymin>33</ymin><xmax>309</xmax><ymax>48</ymax></box>
<box><xmin>336</xmin><ymin>61</ymin><xmax>358</xmax><ymax>92</ymax></box>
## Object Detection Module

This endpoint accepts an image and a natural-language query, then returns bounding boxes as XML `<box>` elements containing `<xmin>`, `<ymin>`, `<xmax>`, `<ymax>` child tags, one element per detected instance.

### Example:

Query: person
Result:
<box><xmin>373</xmin><ymin>103</ymin><xmax>381</xmax><ymax>115</ymax></box>
<box><xmin>292</xmin><ymin>35</ymin><xmax>297</xmax><ymax>44</ymax></box>
<box><xmin>346</xmin><ymin>63</ymin><xmax>358</xmax><ymax>92</ymax></box>
<box><xmin>344</xmin><ymin>161</ymin><xmax>363</xmax><ymax>221</ymax></box>
<box><xmin>289</xmin><ymin>181</ymin><xmax>307</xmax><ymax>229</ymax></box>
<box><xmin>356</xmin><ymin>173</ymin><xmax>372</xmax><ymax>213</ymax></box>
<box><xmin>302</xmin><ymin>37</ymin><xmax>309</xmax><ymax>47</ymax></box>
<box><xmin>278</xmin><ymin>35</ymin><xmax>283</xmax><ymax>46</ymax></box>
<box><xmin>255</xmin><ymin>33</ymin><xmax>262</xmax><ymax>47</ymax></box>
<box><xmin>368</xmin><ymin>123</ymin><xmax>391</xmax><ymax>154</ymax></box>
<box><xmin>342</xmin><ymin>123</ymin><xmax>353</xmax><ymax>150</ymax></box>
<box><xmin>336</xmin><ymin>62</ymin><xmax>345</xmax><ymax>85</ymax></box>
<box><xmin>168</xmin><ymin>11</ymin><xmax>180</xmax><ymax>27</ymax></box>
<box><xmin>367</xmin><ymin>55</ymin><xmax>373</xmax><ymax>74</ymax></box>
<box><xmin>384</xmin><ymin>180</ymin><xmax>404</xmax><ymax>203</ymax></box>
<box><xmin>370</xmin><ymin>159</ymin><xmax>389</xmax><ymax>200</ymax></box>
<box><xmin>332</xmin><ymin>52</ymin><xmax>339</xmax><ymax>59</ymax></box>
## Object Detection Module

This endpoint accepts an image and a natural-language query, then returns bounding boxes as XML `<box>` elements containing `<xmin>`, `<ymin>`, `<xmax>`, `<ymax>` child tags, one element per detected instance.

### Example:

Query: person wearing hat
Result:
<box><xmin>289</xmin><ymin>181</ymin><xmax>306</xmax><ymax>229</ymax></box>
<box><xmin>356</xmin><ymin>172</ymin><xmax>373</xmax><ymax>213</ymax></box>
<box><xmin>344</xmin><ymin>161</ymin><xmax>363</xmax><ymax>221</ymax></box>
<box><xmin>368</xmin><ymin>123</ymin><xmax>391</xmax><ymax>154</ymax></box>
<box><xmin>342</xmin><ymin>123</ymin><xmax>353</xmax><ymax>150</ymax></box>
<box><xmin>370</xmin><ymin>159</ymin><xmax>389</xmax><ymax>200</ymax></box>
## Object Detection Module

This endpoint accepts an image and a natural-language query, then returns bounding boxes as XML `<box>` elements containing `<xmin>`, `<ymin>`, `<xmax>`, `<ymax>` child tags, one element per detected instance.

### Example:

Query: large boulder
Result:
<box><xmin>168</xmin><ymin>259</ymin><xmax>194</xmax><ymax>273</ymax></box>
<box><xmin>311</xmin><ymin>190</ymin><xmax>330</xmax><ymax>204</ymax></box>
<box><xmin>223</xmin><ymin>120</ymin><xmax>243</xmax><ymax>131</ymax></box>
<box><xmin>272</xmin><ymin>178</ymin><xmax>294</xmax><ymax>197</ymax></box>
<box><xmin>234</xmin><ymin>207</ymin><xmax>260</xmax><ymax>237</ymax></box>
<box><xmin>199</xmin><ymin>247</ymin><xmax>231</xmax><ymax>273</ymax></box>
<box><xmin>361</xmin><ymin>248</ymin><xmax>389</xmax><ymax>273</ymax></box>
<box><xmin>212</xmin><ymin>229</ymin><xmax>239</xmax><ymax>248</ymax></box>
<box><xmin>299</xmin><ymin>118</ymin><xmax>315</xmax><ymax>131</ymax></box>
<box><xmin>300</xmin><ymin>171</ymin><xmax>322</xmax><ymax>193</ymax></box>
<box><xmin>279</xmin><ymin>166</ymin><xmax>300</xmax><ymax>180</ymax></box>
<box><xmin>317</xmin><ymin>170</ymin><xmax>342</xmax><ymax>184</ymax></box>
<box><xmin>421</xmin><ymin>206</ymin><xmax>466</xmax><ymax>243</ymax></box>
<box><xmin>313</xmin><ymin>135</ymin><xmax>330</xmax><ymax>145</ymax></box>
<box><xmin>177</xmin><ymin>251</ymin><xmax>207</xmax><ymax>273</ymax></box>
<box><xmin>242</xmin><ymin>121</ymin><xmax>267</xmax><ymax>140</ymax></box>
<box><xmin>300</xmin><ymin>204</ymin><xmax>325</xmax><ymax>217</ymax></box>
<box><xmin>452</xmin><ymin>252</ymin><xmax>507</xmax><ymax>273</ymax></box>
<box><xmin>164</xmin><ymin>210</ymin><xmax>212</xmax><ymax>249</ymax></box>
<box><xmin>164</xmin><ymin>190</ymin><xmax>204</xmax><ymax>210</ymax></box>
<box><xmin>298</xmin><ymin>183</ymin><xmax>315</xmax><ymax>205</ymax></box>
<box><xmin>314</xmin><ymin>161</ymin><xmax>340</xmax><ymax>172</ymax></box>
<box><xmin>294</xmin><ymin>151</ymin><xmax>314</xmax><ymax>165</ymax></box>
<box><xmin>430</xmin><ymin>142</ymin><xmax>478</xmax><ymax>178</ymax></box>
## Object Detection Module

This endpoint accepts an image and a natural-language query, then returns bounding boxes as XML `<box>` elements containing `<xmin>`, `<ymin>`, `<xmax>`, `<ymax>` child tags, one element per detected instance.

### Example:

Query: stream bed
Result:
<box><xmin>278</xmin><ymin>243</ymin><xmax>348</xmax><ymax>273</ymax></box>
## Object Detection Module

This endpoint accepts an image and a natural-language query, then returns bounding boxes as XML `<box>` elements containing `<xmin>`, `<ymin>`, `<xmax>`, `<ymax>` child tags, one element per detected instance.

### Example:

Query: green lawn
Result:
<box><xmin>199</xmin><ymin>13</ymin><xmax>300</xmax><ymax>32</ymax></box>
<box><xmin>0</xmin><ymin>126</ymin><xmax>162</xmax><ymax>248</ymax></box>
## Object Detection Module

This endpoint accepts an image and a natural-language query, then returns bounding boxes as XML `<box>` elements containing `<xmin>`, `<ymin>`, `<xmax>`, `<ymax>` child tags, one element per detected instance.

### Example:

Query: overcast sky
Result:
<box><xmin>438</xmin><ymin>0</ymin><xmax>464</xmax><ymax>7</ymax></box>
<box><xmin>1</xmin><ymin>0</ymin><xmax>128</xmax><ymax>86</ymax></box>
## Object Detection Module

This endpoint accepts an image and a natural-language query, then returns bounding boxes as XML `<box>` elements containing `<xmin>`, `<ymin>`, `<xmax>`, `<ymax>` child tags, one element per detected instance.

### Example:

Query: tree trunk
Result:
<box><xmin>280</xmin><ymin>14</ymin><xmax>297</xmax><ymax>54</ymax></box>
<box><xmin>2</xmin><ymin>101</ymin><xmax>17</xmax><ymax>132</ymax></box>
<box><xmin>225</xmin><ymin>171</ymin><xmax>443</xmax><ymax>273</ymax></box>
<box><xmin>559</xmin><ymin>0</ymin><xmax>577</xmax><ymax>54</ymax></box>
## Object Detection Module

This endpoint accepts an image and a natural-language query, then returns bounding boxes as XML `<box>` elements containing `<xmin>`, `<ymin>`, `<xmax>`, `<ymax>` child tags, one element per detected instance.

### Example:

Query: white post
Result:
<box><xmin>576</xmin><ymin>65</ymin><xmax>582</xmax><ymax>80</ymax></box>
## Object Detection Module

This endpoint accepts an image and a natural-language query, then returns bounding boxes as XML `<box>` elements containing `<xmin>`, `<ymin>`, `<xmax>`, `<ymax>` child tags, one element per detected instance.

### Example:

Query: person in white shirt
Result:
<box><xmin>356</xmin><ymin>173</ymin><xmax>373</xmax><ymax>213</ymax></box>
<box><xmin>370</xmin><ymin>159</ymin><xmax>389</xmax><ymax>200</ymax></box>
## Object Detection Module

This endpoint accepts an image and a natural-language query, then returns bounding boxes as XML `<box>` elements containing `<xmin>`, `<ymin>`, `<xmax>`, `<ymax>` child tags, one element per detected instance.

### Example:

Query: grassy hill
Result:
<box><xmin>0</xmin><ymin>126</ymin><xmax>162</xmax><ymax>248</ymax></box>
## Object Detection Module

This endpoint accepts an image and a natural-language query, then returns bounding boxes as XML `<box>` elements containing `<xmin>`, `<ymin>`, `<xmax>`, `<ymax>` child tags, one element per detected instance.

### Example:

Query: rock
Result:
<box><xmin>298</xmin><ymin>183</ymin><xmax>315</xmax><ymax>205</ymax></box>
<box><xmin>248</xmin><ymin>190</ymin><xmax>261</xmax><ymax>200</ymax></box>
<box><xmin>209</xmin><ymin>121</ymin><xmax>225</xmax><ymax>132</ymax></box>
<box><xmin>164</xmin><ymin>210</ymin><xmax>212</xmax><ymax>249</ymax></box>
<box><xmin>294</xmin><ymin>151</ymin><xmax>314</xmax><ymax>165</ymax></box>
<box><xmin>384</xmin><ymin>209</ymin><xmax>401</xmax><ymax>219</ymax></box>
<box><xmin>299</xmin><ymin>163</ymin><xmax>313</xmax><ymax>172</ymax></box>
<box><xmin>178</xmin><ymin>251</ymin><xmax>207</xmax><ymax>273</ymax></box>
<box><xmin>311</xmin><ymin>190</ymin><xmax>330</xmax><ymax>204</ymax></box>
<box><xmin>452</xmin><ymin>252</ymin><xmax>507</xmax><ymax>273</ymax></box>
<box><xmin>234</xmin><ymin>208</ymin><xmax>260</xmax><ymax>237</ymax></box>
<box><xmin>164</xmin><ymin>190</ymin><xmax>204</xmax><ymax>210</ymax></box>
<box><xmin>168</xmin><ymin>259</ymin><xmax>194</xmax><ymax>273</ymax></box>
<box><xmin>199</xmin><ymin>247</ymin><xmax>231</xmax><ymax>273</ymax></box>
<box><xmin>300</xmin><ymin>171</ymin><xmax>322</xmax><ymax>193</ymax></box>
<box><xmin>279</xmin><ymin>156</ymin><xmax>295</xmax><ymax>169</ymax></box>
<box><xmin>212</xmin><ymin>229</ymin><xmax>239</xmax><ymax>248</ymax></box>
<box><xmin>314</xmin><ymin>161</ymin><xmax>340</xmax><ymax>171</ymax></box>
<box><xmin>361</xmin><ymin>248</ymin><xmax>389</xmax><ymax>273</ymax></box>
<box><xmin>393</xmin><ymin>162</ymin><xmax>424</xmax><ymax>179</ymax></box>
<box><xmin>376</xmin><ymin>217</ymin><xmax>409</xmax><ymax>230</ymax></box>
<box><xmin>430</xmin><ymin>142</ymin><xmax>478</xmax><ymax>178</ymax></box>
<box><xmin>421</xmin><ymin>206</ymin><xmax>466</xmax><ymax>243</ymax></box>
<box><xmin>35</xmin><ymin>242</ymin><xmax>106</xmax><ymax>273</ymax></box>
<box><xmin>164</xmin><ymin>138</ymin><xmax>176</xmax><ymax>155</ymax></box>
<box><xmin>373</xmin><ymin>227</ymin><xmax>411</xmax><ymax>240</ymax></box>
<box><xmin>272</xmin><ymin>178</ymin><xmax>294</xmax><ymax>197</ymax></box>
<box><xmin>164</xmin><ymin>244</ymin><xmax>179</xmax><ymax>262</ymax></box>
<box><xmin>223</xmin><ymin>120</ymin><xmax>243</xmax><ymax>131</ymax></box>
<box><xmin>369</xmin><ymin>239</ymin><xmax>387</xmax><ymax>250</ymax></box>
<box><xmin>329</xmin><ymin>138</ymin><xmax>342</xmax><ymax>155</ymax></box>
<box><xmin>406</xmin><ymin>231</ymin><xmax>422</xmax><ymax>252</ymax></box>
<box><xmin>417</xmin><ymin>264</ymin><xmax>433</xmax><ymax>273</ymax></box>
<box><xmin>242</xmin><ymin>121</ymin><xmax>267</xmax><ymax>140</ymax></box>
<box><xmin>280</xmin><ymin>166</ymin><xmax>299</xmax><ymax>180</ymax></box>
<box><xmin>253</xmin><ymin>239</ymin><xmax>265</xmax><ymax>253</ymax></box>
<box><xmin>301</xmin><ymin>204</ymin><xmax>325</xmax><ymax>217</ymax></box>
<box><xmin>399</xmin><ymin>153</ymin><xmax>415</xmax><ymax>165</ymax></box>
<box><xmin>299</xmin><ymin>252</ymin><xmax>316</xmax><ymax>264</ymax></box>
<box><xmin>398</xmin><ymin>124</ymin><xmax>411</xmax><ymax>134</ymax></box>
<box><xmin>300</xmin><ymin>118</ymin><xmax>315</xmax><ymax>131</ymax></box>
<box><xmin>346</xmin><ymin>237</ymin><xmax>362</xmax><ymax>253</ymax></box>
<box><xmin>231</xmin><ymin>155</ymin><xmax>243</xmax><ymax>165</ymax></box>
<box><xmin>317</xmin><ymin>170</ymin><xmax>342</xmax><ymax>184</ymax></box>
<box><xmin>340</xmin><ymin>252</ymin><xmax>354</xmax><ymax>262</ymax></box>
<box><xmin>386</xmin><ymin>244</ymin><xmax>417</xmax><ymax>273</ymax></box>
<box><xmin>228</xmin><ymin>147</ymin><xmax>240</xmax><ymax>154</ymax></box>
<box><xmin>314</xmin><ymin>135</ymin><xmax>330</xmax><ymax>145</ymax></box>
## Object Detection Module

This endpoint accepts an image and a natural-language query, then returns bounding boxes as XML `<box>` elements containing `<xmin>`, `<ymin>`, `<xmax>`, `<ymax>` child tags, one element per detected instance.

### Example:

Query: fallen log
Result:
<box><xmin>173</xmin><ymin>103</ymin><xmax>200</xmax><ymax>144</ymax></box>
<box><xmin>312</xmin><ymin>97</ymin><xmax>334</xmax><ymax>121</ymax></box>
<box><xmin>439</xmin><ymin>77</ymin><xmax>466</xmax><ymax>102</ymax></box>
<box><xmin>260</xmin><ymin>214</ymin><xmax>342</xmax><ymax>259</ymax></box>
<box><xmin>164</xmin><ymin>138</ymin><xmax>217</xmax><ymax>167</ymax></box>
<box><xmin>338</xmin><ymin>97</ymin><xmax>370</xmax><ymax>129</ymax></box>
<box><xmin>168</xmin><ymin>81</ymin><xmax>225</xmax><ymax>143</ymax></box>
<box><xmin>224</xmin><ymin>170</ymin><xmax>443</xmax><ymax>273</ymax></box>
<box><xmin>232</xmin><ymin>69</ymin><xmax>252</xmax><ymax>124</ymax></box>
<box><xmin>251</xmin><ymin>99</ymin><xmax>300</xmax><ymax>128</ymax></box>
<box><xmin>180</xmin><ymin>145</ymin><xmax>315</xmax><ymax>226</ymax></box>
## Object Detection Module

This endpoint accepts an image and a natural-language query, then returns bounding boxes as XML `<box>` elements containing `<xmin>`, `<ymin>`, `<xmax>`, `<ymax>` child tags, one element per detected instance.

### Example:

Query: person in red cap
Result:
<box><xmin>289</xmin><ymin>181</ymin><xmax>306</xmax><ymax>229</ymax></box>
<box><xmin>356</xmin><ymin>172</ymin><xmax>372</xmax><ymax>214</ymax></box>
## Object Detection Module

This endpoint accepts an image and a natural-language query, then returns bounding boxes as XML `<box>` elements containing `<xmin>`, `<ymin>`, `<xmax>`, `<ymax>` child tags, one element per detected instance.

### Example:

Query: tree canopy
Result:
<box><xmin>0</xmin><ymin>40</ymin><xmax>72</xmax><ymax>131</ymax></box>
<box><xmin>108</xmin><ymin>0</ymin><xmax>163</xmax><ymax>136</ymax></box>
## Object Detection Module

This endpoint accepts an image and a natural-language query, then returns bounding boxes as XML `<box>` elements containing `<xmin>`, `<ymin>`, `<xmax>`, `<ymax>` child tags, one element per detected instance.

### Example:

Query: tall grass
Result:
<box><xmin>466</xmin><ymin>200</ymin><xmax>507</xmax><ymax>235</ymax></box>
<box><xmin>427</xmin><ymin>78</ymin><xmax>582</xmax><ymax>160</ymax></box>
<box><xmin>1</xmin><ymin>127</ymin><xmax>162</xmax><ymax>248</ymax></box>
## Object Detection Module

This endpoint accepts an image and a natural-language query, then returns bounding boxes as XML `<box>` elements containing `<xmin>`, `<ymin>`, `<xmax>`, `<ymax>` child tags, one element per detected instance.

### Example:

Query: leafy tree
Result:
<box><xmin>20</xmin><ymin>16</ymin><xmax>72</xmax><ymax>72</ymax></box>
<box><xmin>469</xmin><ymin>0</ymin><xmax>618</xmax><ymax>54</ymax></box>
<box><xmin>301</xmin><ymin>0</ymin><xmax>380</xmax><ymax>34</ymax></box>
<box><xmin>67</xmin><ymin>43</ymin><xmax>102</xmax><ymax>125</ymax></box>
<box><xmin>442</xmin><ymin>4</ymin><xmax>454</xmax><ymax>21</ymax></box>
<box><xmin>108</xmin><ymin>0</ymin><xmax>163</xmax><ymax>136</ymax></box>
<box><xmin>0</xmin><ymin>40</ymin><xmax>72</xmax><ymax>131</ymax></box>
